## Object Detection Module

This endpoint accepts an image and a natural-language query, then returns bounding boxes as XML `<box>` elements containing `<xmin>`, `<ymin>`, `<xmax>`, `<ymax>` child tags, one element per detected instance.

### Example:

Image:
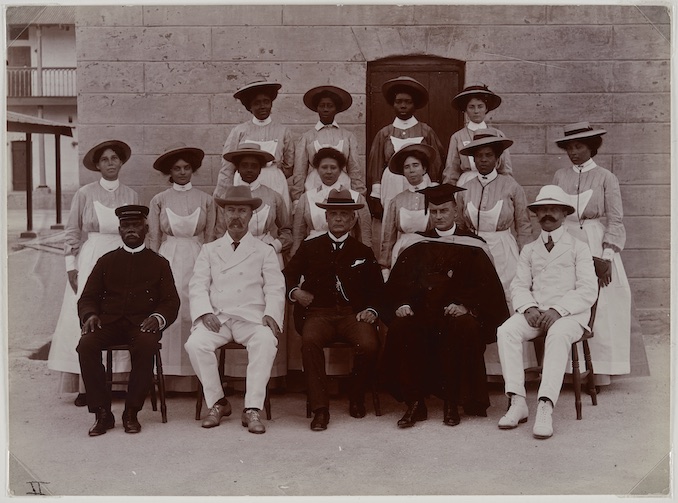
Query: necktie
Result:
<box><xmin>332</xmin><ymin>241</ymin><xmax>341</xmax><ymax>252</ymax></box>
<box><xmin>545</xmin><ymin>235</ymin><xmax>554</xmax><ymax>252</ymax></box>
<box><xmin>232</xmin><ymin>241</ymin><xmax>240</xmax><ymax>251</ymax></box>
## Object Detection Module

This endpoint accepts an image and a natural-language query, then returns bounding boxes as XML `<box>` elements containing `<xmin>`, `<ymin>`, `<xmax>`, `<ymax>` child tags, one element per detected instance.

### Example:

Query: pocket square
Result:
<box><xmin>351</xmin><ymin>258</ymin><xmax>366</xmax><ymax>268</ymax></box>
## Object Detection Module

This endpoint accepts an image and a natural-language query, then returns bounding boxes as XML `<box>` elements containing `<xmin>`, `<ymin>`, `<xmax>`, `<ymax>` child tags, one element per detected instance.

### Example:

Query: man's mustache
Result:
<box><xmin>228</xmin><ymin>219</ymin><xmax>244</xmax><ymax>227</ymax></box>
<box><xmin>539</xmin><ymin>215</ymin><xmax>557</xmax><ymax>223</ymax></box>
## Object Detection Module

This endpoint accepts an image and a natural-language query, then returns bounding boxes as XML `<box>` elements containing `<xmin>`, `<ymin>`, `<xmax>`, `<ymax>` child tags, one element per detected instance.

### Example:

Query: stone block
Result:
<box><xmin>210</xmin><ymin>95</ymin><xmax>254</xmax><ymax>125</ymax></box>
<box><xmin>546</xmin><ymin>124</ymin><xmax>670</xmax><ymax>154</ymax></box>
<box><xmin>143</xmin><ymin>5</ymin><xmax>283</xmax><ymax>26</ymax></box>
<box><xmin>79</xmin><ymin>94</ymin><xmax>211</xmax><ymax>125</ymax></box>
<box><xmin>283</xmin><ymin>5</ymin><xmax>413</xmax><ymax>26</ymax></box>
<box><xmin>620</xmin><ymin>185</ymin><xmax>670</xmax><ymax>216</ymax></box>
<box><xmin>624</xmin><ymin>216</ymin><xmax>669</xmax><ymax>249</ymax></box>
<box><xmin>77</xmin><ymin>61</ymin><xmax>144</xmax><ymax>93</ymax></box>
<box><xmin>76</xmin><ymin>125</ymin><xmax>145</xmax><ymax>159</ymax></box>
<box><xmin>621</xmin><ymin>249</ymin><xmax>670</xmax><ymax>279</ymax></box>
<box><xmin>466</xmin><ymin>61</ymin><xmax>548</xmax><ymax>93</ymax></box>
<box><xmin>613</xmin><ymin>61</ymin><xmax>670</xmax><ymax>93</ymax></box>
<box><xmin>281</xmin><ymin>63</ymin><xmax>367</xmax><ymax>94</ymax></box>
<box><xmin>613</xmin><ymin>93</ymin><xmax>670</xmax><ymax>123</ymax></box>
<box><xmin>414</xmin><ymin>5</ymin><xmax>546</xmax><ymax>25</ymax></box>
<box><xmin>544</xmin><ymin>62</ymin><xmax>614</xmax><ymax>93</ymax></box>
<box><xmin>629</xmin><ymin>278</ymin><xmax>669</xmax><ymax>309</ymax></box>
<box><xmin>546</xmin><ymin>5</ymin><xmax>664</xmax><ymax>25</ymax></box>
<box><xmin>637</xmin><ymin>309</ymin><xmax>670</xmax><ymax>338</ymax></box>
<box><xmin>511</xmin><ymin>155</ymin><xmax>566</xmax><ymax>186</ymax></box>
<box><xmin>612</xmin><ymin>155</ymin><xmax>670</xmax><ymax>185</ymax></box>
<box><xmin>77</xmin><ymin>27</ymin><xmax>211</xmax><ymax>62</ymax></box>
<box><xmin>492</xmin><ymin>93</ymin><xmax>613</xmax><ymax>124</ymax></box>
<box><xmin>143</xmin><ymin>125</ymin><xmax>226</xmax><ymax>157</ymax></box>
<box><xmin>497</xmin><ymin>125</ymin><xmax>548</xmax><ymax>154</ymax></box>
<box><xmin>613</xmin><ymin>25</ymin><xmax>671</xmax><ymax>60</ymax></box>
<box><xmin>211</xmin><ymin>27</ymin><xmax>364</xmax><ymax>63</ymax></box>
<box><xmin>75</xmin><ymin>6</ymin><xmax>143</xmax><ymax>27</ymax></box>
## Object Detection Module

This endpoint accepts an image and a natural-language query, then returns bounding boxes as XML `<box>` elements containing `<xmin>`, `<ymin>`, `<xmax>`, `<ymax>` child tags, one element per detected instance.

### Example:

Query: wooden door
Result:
<box><xmin>367</xmin><ymin>56</ymin><xmax>465</xmax><ymax>157</ymax></box>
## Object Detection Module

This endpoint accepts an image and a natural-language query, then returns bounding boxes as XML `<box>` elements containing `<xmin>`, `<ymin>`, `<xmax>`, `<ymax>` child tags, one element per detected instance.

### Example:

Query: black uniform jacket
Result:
<box><xmin>78</xmin><ymin>247</ymin><xmax>180</xmax><ymax>328</ymax></box>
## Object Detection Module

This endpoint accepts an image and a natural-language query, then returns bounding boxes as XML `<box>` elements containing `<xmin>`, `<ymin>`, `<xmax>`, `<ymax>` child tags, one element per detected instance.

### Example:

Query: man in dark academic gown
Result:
<box><xmin>77</xmin><ymin>205</ymin><xmax>180</xmax><ymax>437</ymax></box>
<box><xmin>383</xmin><ymin>184</ymin><xmax>509</xmax><ymax>428</ymax></box>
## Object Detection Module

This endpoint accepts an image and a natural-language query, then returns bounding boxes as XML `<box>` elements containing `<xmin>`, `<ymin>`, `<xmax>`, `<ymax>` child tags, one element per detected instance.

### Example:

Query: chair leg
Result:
<box><xmin>106</xmin><ymin>349</ymin><xmax>113</xmax><ymax>394</ymax></box>
<box><xmin>264</xmin><ymin>384</ymin><xmax>272</xmax><ymax>420</ymax></box>
<box><xmin>154</xmin><ymin>349</ymin><xmax>167</xmax><ymax>423</ymax></box>
<box><xmin>571</xmin><ymin>343</ymin><xmax>582</xmax><ymax>420</ymax></box>
<box><xmin>195</xmin><ymin>382</ymin><xmax>204</xmax><ymax>420</ymax></box>
<box><xmin>371</xmin><ymin>381</ymin><xmax>381</xmax><ymax>416</ymax></box>
<box><xmin>149</xmin><ymin>376</ymin><xmax>158</xmax><ymax>412</ymax></box>
<box><xmin>306</xmin><ymin>397</ymin><xmax>311</xmax><ymax>418</ymax></box>
<box><xmin>582</xmin><ymin>340</ymin><xmax>598</xmax><ymax>406</ymax></box>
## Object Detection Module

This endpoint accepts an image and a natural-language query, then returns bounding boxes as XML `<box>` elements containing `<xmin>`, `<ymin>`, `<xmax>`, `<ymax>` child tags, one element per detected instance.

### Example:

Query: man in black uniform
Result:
<box><xmin>383</xmin><ymin>184</ymin><xmax>509</xmax><ymax>428</ymax></box>
<box><xmin>284</xmin><ymin>189</ymin><xmax>384</xmax><ymax>431</ymax></box>
<box><xmin>77</xmin><ymin>205</ymin><xmax>180</xmax><ymax>436</ymax></box>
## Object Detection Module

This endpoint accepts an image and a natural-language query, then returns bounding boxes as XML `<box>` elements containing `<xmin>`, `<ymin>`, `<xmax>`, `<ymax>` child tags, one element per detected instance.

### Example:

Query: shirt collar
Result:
<box><xmin>122</xmin><ymin>243</ymin><xmax>146</xmax><ymax>254</ymax></box>
<box><xmin>99</xmin><ymin>178</ymin><xmax>119</xmax><ymax>191</ymax></box>
<box><xmin>436</xmin><ymin>224</ymin><xmax>457</xmax><ymax>237</ymax></box>
<box><xmin>315</xmin><ymin>120</ymin><xmax>339</xmax><ymax>131</ymax></box>
<box><xmin>571</xmin><ymin>158</ymin><xmax>597</xmax><ymax>173</ymax></box>
<box><xmin>238</xmin><ymin>178</ymin><xmax>261</xmax><ymax>191</ymax></box>
<box><xmin>172</xmin><ymin>182</ymin><xmax>193</xmax><ymax>192</ymax></box>
<box><xmin>318</xmin><ymin>181</ymin><xmax>342</xmax><ymax>193</ymax></box>
<box><xmin>393</xmin><ymin>116</ymin><xmax>418</xmax><ymax>129</ymax></box>
<box><xmin>407</xmin><ymin>180</ymin><xmax>429</xmax><ymax>192</ymax></box>
<box><xmin>541</xmin><ymin>225</ymin><xmax>566</xmax><ymax>244</ymax></box>
<box><xmin>477</xmin><ymin>169</ymin><xmax>498</xmax><ymax>185</ymax></box>
<box><xmin>252</xmin><ymin>116</ymin><xmax>272</xmax><ymax>126</ymax></box>
<box><xmin>328</xmin><ymin>232</ymin><xmax>349</xmax><ymax>243</ymax></box>
<box><xmin>224</xmin><ymin>231</ymin><xmax>250</xmax><ymax>246</ymax></box>
<box><xmin>467</xmin><ymin>120</ymin><xmax>487</xmax><ymax>132</ymax></box>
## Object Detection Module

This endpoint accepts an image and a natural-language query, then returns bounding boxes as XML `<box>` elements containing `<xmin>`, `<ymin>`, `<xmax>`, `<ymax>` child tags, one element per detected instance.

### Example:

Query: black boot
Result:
<box><xmin>397</xmin><ymin>400</ymin><xmax>428</xmax><ymax>428</ymax></box>
<box><xmin>88</xmin><ymin>407</ymin><xmax>115</xmax><ymax>437</ymax></box>
<box><xmin>122</xmin><ymin>408</ymin><xmax>141</xmax><ymax>434</ymax></box>
<box><xmin>443</xmin><ymin>401</ymin><xmax>460</xmax><ymax>426</ymax></box>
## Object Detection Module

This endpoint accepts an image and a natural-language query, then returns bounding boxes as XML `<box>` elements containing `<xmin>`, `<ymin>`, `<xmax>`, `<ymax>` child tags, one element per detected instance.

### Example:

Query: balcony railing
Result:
<box><xmin>7</xmin><ymin>67</ymin><xmax>77</xmax><ymax>98</ymax></box>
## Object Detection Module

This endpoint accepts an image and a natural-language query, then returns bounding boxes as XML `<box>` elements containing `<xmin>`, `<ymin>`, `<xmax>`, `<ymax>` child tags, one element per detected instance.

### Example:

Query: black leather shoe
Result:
<box><xmin>122</xmin><ymin>409</ymin><xmax>141</xmax><ymax>434</ymax></box>
<box><xmin>397</xmin><ymin>400</ymin><xmax>427</xmax><ymax>428</ymax></box>
<box><xmin>310</xmin><ymin>408</ymin><xmax>330</xmax><ymax>431</ymax></box>
<box><xmin>443</xmin><ymin>401</ymin><xmax>461</xmax><ymax>426</ymax></box>
<box><xmin>74</xmin><ymin>393</ymin><xmax>87</xmax><ymax>407</ymax></box>
<box><xmin>349</xmin><ymin>401</ymin><xmax>366</xmax><ymax>418</ymax></box>
<box><xmin>88</xmin><ymin>408</ymin><xmax>114</xmax><ymax>437</ymax></box>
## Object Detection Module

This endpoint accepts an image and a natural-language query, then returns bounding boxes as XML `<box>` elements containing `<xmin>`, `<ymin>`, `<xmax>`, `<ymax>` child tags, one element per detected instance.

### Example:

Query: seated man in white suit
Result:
<box><xmin>185</xmin><ymin>186</ymin><xmax>285</xmax><ymax>434</ymax></box>
<box><xmin>497</xmin><ymin>185</ymin><xmax>597</xmax><ymax>439</ymax></box>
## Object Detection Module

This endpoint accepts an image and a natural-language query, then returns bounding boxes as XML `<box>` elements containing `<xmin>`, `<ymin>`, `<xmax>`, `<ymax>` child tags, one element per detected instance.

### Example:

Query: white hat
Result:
<box><xmin>527</xmin><ymin>185</ymin><xmax>576</xmax><ymax>215</ymax></box>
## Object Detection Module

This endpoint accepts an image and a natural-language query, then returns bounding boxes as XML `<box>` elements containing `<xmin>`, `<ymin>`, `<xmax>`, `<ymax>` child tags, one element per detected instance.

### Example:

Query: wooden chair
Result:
<box><xmin>194</xmin><ymin>342</ymin><xmax>272</xmax><ymax>421</ymax></box>
<box><xmin>103</xmin><ymin>342</ymin><xmax>167</xmax><ymax>423</ymax></box>
<box><xmin>525</xmin><ymin>299</ymin><xmax>599</xmax><ymax>420</ymax></box>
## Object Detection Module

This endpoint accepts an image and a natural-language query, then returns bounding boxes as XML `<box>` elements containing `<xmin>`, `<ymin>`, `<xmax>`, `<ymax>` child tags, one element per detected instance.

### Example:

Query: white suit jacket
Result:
<box><xmin>511</xmin><ymin>229</ymin><xmax>597</xmax><ymax>329</ymax></box>
<box><xmin>189</xmin><ymin>232</ymin><xmax>285</xmax><ymax>328</ymax></box>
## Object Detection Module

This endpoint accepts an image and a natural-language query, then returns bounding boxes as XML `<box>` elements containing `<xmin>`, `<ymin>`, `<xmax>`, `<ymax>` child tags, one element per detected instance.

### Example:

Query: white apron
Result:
<box><xmin>379</xmin><ymin>136</ymin><xmax>432</xmax><ymax>211</ymax></box>
<box><xmin>390</xmin><ymin>207</ymin><xmax>429</xmax><ymax>268</ymax></box>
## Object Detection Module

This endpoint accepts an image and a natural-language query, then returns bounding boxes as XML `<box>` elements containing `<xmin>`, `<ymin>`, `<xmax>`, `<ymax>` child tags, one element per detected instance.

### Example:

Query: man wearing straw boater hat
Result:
<box><xmin>185</xmin><ymin>186</ymin><xmax>285</xmax><ymax>434</ymax></box>
<box><xmin>496</xmin><ymin>185</ymin><xmax>597</xmax><ymax>439</ymax></box>
<box><xmin>283</xmin><ymin>189</ymin><xmax>384</xmax><ymax>431</ymax></box>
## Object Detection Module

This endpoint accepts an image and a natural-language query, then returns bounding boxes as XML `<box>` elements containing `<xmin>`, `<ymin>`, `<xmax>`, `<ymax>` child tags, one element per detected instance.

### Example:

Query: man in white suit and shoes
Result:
<box><xmin>497</xmin><ymin>185</ymin><xmax>597</xmax><ymax>439</ymax></box>
<box><xmin>185</xmin><ymin>186</ymin><xmax>285</xmax><ymax>434</ymax></box>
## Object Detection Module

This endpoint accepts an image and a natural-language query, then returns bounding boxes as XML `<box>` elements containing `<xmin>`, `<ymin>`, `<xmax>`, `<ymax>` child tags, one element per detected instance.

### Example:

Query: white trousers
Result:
<box><xmin>185</xmin><ymin>319</ymin><xmax>278</xmax><ymax>410</ymax></box>
<box><xmin>497</xmin><ymin>314</ymin><xmax>583</xmax><ymax>406</ymax></box>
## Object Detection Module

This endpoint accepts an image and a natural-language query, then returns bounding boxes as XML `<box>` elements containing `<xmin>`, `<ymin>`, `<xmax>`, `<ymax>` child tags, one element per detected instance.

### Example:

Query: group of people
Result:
<box><xmin>45</xmin><ymin>77</ymin><xmax>635</xmax><ymax>441</ymax></box>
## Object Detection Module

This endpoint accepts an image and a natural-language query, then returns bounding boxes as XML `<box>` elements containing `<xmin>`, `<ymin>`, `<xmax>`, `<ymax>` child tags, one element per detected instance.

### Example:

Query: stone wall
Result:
<box><xmin>74</xmin><ymin>5</ymin><xmax>671</xmax><ymax>333</ymax></box>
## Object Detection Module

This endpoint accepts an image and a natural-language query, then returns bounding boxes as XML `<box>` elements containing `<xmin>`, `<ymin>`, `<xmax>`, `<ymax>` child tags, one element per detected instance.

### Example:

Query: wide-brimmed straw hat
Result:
<box><xmin>223</xmin><ymin>142</ymin><xmax>275</xmax><ymax>165</ymax></box>
<box><xmin>214</xmin><ymin>186</ymin><xmax>262</xmax><ymax>210</ymax></box>
<box><xmin>527</xmin><ymin>185</ymin><xmax>576</xmax><ymax>215</ymax></box>
<box><xmin>233</xmin><ymin>81</ymin><xmax>282</xmax><ymax>103</ymax></box>
<box><xmin>153</xmin><ymin>144</ymin><xmax>204</xmax><ymax>174</ymax></box>
<box><xmin>83</xmin><ymin>140</ymin><xmax>131</xmax><ymax>171</ymax></box>
<box><xmin>315</xmin><ymin>189</ymin><xmax>364</xmax><ymax>211</ymax></box>
<box><xmin>381</xmin><ymin>76</ymin><xmax>428</xmax><ymax>109</ymax></box>
<box><xmin>452</xmin><ymin>83</ymin><xmax>502</xmax><ymax>112</ymax></box>
<box><xmin>303</xmin><ymin>85</ymin><xmax>353</xmax><ymax>113</ymax></box>
<box><xmin>554</xmin><ymin>121</ymin><xmax>607</xmax><ymax>147</ymax></box>
<box><xmin>388</xmin><ymin>144</ymin><xmax>436</xmax><ymax>175</ymax></box>
<box><xmin>459</xmin><ymin>128</ymin><xmax>513</xmax><ymax>156</ymax></box>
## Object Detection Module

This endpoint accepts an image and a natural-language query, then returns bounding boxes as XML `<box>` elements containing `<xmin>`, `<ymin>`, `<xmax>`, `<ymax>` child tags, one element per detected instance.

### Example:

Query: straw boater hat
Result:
<box><xmin>83</xmin><ymin>140</ymin><xmax>131</xmax><ymax>171</ymax></box>
<box><xmin>315</xmin><ymin>189</ymin><xmax>364</xmax><ymax>211</ymax></box>
<box><xmin>303</xmin><ymin>85</ymin><xmax>353</xmax><ymax>113</ymax></box>
<box><xmin>233</xmin><ymin>81</ymin><xmax>282</xmax><ymax>103</ymax></box>
<box><xmin>214</xmin><ymin>186</ymin><xmax>262</xmax><ymax>210</ymax></box>
<box><xmin>452</xmin><ymin>83</ymin><xmax>502</xmax><ymax>112</ymax></box>
<box><xmin>554</xmin><ymin>121</ymin><xmax>607</xmax><ymax>147</ymax></box>
<box><xmin>115</xmin><ymin>204</ymin><xmax>149</xmax><ymax>221</ymax></box>
<box><xmin>388</xmin><ymin>144</ymin><xmax>436</xmax><ymax>175</ymax></box>
<box><xmin>416</xmin><ymin>183</ymin><xmax>466</xmax><ymax>213</ymax></box>
<box><xmin>222</xmin><ymin>142</ymin><xmax>275</xmax><ymax>165</ymax></box>
<box><xmin>381</xmin><ymin>76</ymin><xmax>429</xmax><ymax>109</ymax></box>
<box><xmin>527</xmin><ymin>185</ymin><xmax>576</xmax><ymax>215</ymax></box>
<box><xmin>459</xmin><ymin>128</ymin><xmax>513</xmax><ymax>156</ymax></box>
<box><xmin>152</xmin><ymin>144</ymin><xmax>204</xmax><ymax>174</ymax></box>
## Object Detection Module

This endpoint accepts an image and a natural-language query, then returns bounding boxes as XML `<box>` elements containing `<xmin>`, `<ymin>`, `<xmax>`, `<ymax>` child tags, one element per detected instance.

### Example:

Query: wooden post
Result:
<box><xmin>20</xmin><ymin>133</ymin><xmax>37</xmax><ymax>238</ymax></box>
<box><xmin>51</xmin><ymin>133</ymin><xmax>64</xmax><ymax>229</ymax></box>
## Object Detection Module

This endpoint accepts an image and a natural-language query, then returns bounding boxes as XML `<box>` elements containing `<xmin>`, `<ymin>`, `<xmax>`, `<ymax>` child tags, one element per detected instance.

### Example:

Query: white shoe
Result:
<box><xmin>498</xmin><ymin>395</ymin><xmax>529</xmax><ymax>429</ymax></box>
<box><xmin>533</xmin><ymin>400</ymin><xmax>554</xmax><ymax>439</ymax></box>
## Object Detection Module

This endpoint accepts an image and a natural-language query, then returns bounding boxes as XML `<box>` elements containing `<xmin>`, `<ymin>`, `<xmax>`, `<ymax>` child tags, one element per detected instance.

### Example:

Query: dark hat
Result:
<box><xmin>83</xmin><ymin>140</ymin><xmax>131</xmax><ymax>171</ymax></box>
<box><xmin>115</xmin><ymin>204</ymin><xmax>149</xmax><ymax>221</ymax></box>
<box><xmin>459</xmin><ymin>128</ymin><xmax>513</xmax><ymax>156</ymax></box>
<box><xmin>214</xmin><ymin>186</ymin><xmax>262</xmax><ymax>210</ymax></box>
<box><xmin>303</xmin><ymin>85</ymin><xmax>353</xmax><ymax>113</ymax></box>
<box><xmin>388</xmin><ymin>144</ymin><xmax>436</xmax><ymax>175</ymax></box>
<box><xmin>554</xmin><ymin>121</ymin><xmax>607</xmax><ymax>147</ymax></box>
<box><xmin>527</xmin><ymin>185</ymin><xmax>576</xmax><ymax>215</ymax></box>
<box><xmin>417</xmin><ymin>183</ymin><xmax>466</xmax><ymax>213</ymax></box>
<box><xmin>233</xmin><ymin>81</ymin><xmax>282</xmax><ymax>104</ymax></box>
<box><xmin>381</xmin><ymin>76</ymin><xmax>428</xmax><ymax>109</ymax></box>
<box><xmin>452</xmin><ymin>83</ymin><xmax>502</xmax><ymax>112</ymax></box>
<box><xmin>315</xmin><ymin>189</ymin><xmax>364</xmax><ymax>211</ymax></box>
<box><xmin>222</xmin><ymin>142</ymin><xmax>275</xmax><ymax>165</ymax></box>
<box><xmin>153</xmin><ymin>144</ymin><xmax>205</xmax><ymax>174</ymax></box>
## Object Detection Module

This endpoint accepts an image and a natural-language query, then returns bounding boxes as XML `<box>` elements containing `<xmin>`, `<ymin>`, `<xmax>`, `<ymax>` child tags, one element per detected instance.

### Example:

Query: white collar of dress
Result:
<box><xmin>99</xmin><ymin>178</ymin><xmax>119</xmax><ymax>191</ymax></box>
<box><xmin>436</xmin><ymin>224</ymin><xmax>457</xmax><ymax>237</ymax></box>
<box><xmin>173</xmin><ymin>182</ymin><xmax>192</xmax><ymax>192</ymax></box>
<box><xmin>477</xmin><ymin>169</ymin><xmax>498</xmax><ymax>184</ymax></box>
<box><xmin>318</xmin><ymin>181</ymin><xmax>342</xmax><ymax>193</ymax></box>
<box><xmin>315</xmin><ymin>120</ymin><xmax>339</xmax><ymax>131</ymax></box>
<box><xmin>572</xmin><ymin>158</ymin><xmax>597</xmax><ymax>173</ymax></box>
<box><xmin>237</xmin><ymin>178</ymin><xmax>261</xmax><ymax>191</ymax></box>
<box><xmin>393</xmin><ymin>117</ymin><xmax>418</xmax><ymax>129</ymax></box>
<box><xmin>252</xmin><ymin>116</ymin><xmax>272</xmax><ymax>126</ymax></box>
<box><xmin>467</xmin><ymin>120</ymin><xmax>487</xmax><ymax>131</ymax></box>
<box><xmin>541</xmin><ymin>226</ymin><xmax>565</xmax><ymax>244</ymax></box>
<box><xmin>407</xmin><ymin>180</ymin><xmax>430</xmax><ymax>192</ymax></box>
<box><xmin>122</xmin><ymin>243</ymin><xmax>146</xmax><ymax>254</ymax></box>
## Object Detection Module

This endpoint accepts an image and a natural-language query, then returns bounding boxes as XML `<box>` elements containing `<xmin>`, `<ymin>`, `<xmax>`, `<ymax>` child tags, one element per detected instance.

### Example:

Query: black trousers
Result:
<box><xmin>301</xmin><ymin>307</ymin><xmax>379</xmax><ymax>412</ymax></box>
<box><xmin>76</xmin><ymin>318</ymin><xmax>161</xmax><ymax>413</ymax></box>
<box><xmin>387</xmin><ymin>313</ymin><xmax>489</xmax><ymax>411</ymax></box>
